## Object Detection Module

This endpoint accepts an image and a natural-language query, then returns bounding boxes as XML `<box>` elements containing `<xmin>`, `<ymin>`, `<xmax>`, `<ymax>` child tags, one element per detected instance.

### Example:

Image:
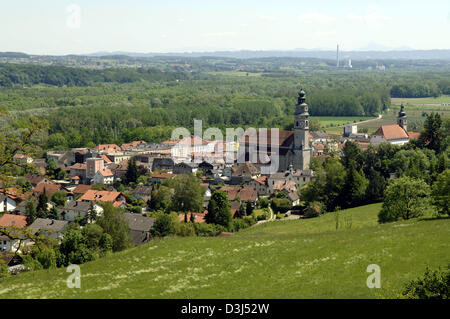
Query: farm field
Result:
<box><xmin>1</xmin><ymin>203</ymin><xmax>449</xmax><ymax>299</ymax></box>
<box><xmin>357</xmin><ymin>95</ymin><xmax>450</xmax><ymax>133</ymax></box>
<box><xmin>313</xmin><ymin>116</ymin><xmax>376</xmax><ymax>134</ymax></box>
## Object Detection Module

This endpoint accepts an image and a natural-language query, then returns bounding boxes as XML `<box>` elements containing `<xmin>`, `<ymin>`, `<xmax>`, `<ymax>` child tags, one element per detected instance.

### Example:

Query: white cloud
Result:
<box><xmin>347</xmin><ymin>13</ymin><xmax>391</xmax><ymax>22</ymax></box>
<box><xmin>202</xmin><ymin>32</ymin><xmax>238</xmax><ymax>38</ymax></box>
<box><xmin>313</xmin><ymin>30</ymin><xmax>337</xmax><ymax>37</ymax></box>
<box><xmin>259</xmin><ymin>15</ymin><xmax>278</xmax><ymax>22</ymax></box>
<box><xmin>346</xmin><ymin>13</ymin><xmax>364</xmax><ymax>21</ymax></box>
<box><xmin>299</xmin><ymin>13</ymin><xmax>336</xmax><ymax>23</ymax></box>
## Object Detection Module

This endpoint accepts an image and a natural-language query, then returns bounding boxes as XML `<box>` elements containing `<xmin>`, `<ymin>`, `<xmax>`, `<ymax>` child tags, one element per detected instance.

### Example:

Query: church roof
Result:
<box><xmin>373</xmin><ymin>125</ymin><xmax>409</xmax><ymax>140</ymax></box>
<box><xmin>241</xmin><ymin>129</ymin><xmax>294</xmax><ymax>148</ymax></box>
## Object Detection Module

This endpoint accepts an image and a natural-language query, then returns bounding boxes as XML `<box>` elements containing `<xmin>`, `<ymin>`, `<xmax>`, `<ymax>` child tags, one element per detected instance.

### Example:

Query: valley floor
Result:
<box><xmin>1</xmin><ymin>203</ymin><xmax>449</xmax><ymax>299</ymax></box>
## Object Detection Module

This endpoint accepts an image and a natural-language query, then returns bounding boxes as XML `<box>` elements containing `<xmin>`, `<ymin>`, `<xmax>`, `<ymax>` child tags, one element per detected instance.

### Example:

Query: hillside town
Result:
<box><xmin>0</xmin><ymin>90</ymin><xmax>423</xmax><ymax>271</ymax></box>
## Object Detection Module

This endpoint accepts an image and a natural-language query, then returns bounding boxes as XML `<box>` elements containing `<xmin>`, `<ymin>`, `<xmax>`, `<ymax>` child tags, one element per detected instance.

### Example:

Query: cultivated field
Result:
<box><xmin>1</xmin><ymin>203</ymin><xmax>449</xmax><ymax>299</ymax></box>
<box><xmin>355</xmin><ymin>95</ymin><xmax>450</xmax><ymax>134</ymax></box>
<box><xmin>313</xmin><ymin>116</ymin><xmax>376</xmax><ymax>134</ymax></box>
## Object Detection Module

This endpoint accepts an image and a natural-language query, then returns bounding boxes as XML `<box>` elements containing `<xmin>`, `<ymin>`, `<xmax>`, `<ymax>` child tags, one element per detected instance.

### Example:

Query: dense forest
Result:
<box><xmin>0</xmin><ymin>63</ymin><xmax>190</xmax><ymax>87</ymax></box>
<box><xmin>0</xmin><ymin>58</ymin><xmax>449</xmax><ymax>151</ymax></box>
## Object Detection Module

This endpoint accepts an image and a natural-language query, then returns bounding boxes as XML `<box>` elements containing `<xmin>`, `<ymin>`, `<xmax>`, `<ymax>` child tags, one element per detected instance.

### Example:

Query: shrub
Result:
<box><xmin>403</xmin><ymin>265</ymin><xmax>450</xmax><ymax>299</ymax></box>
<box><xmin>151</xmin><ymin>213</ymin><xmax>175</xmax><ymax>237</ymax></box>
<box><xmin>174</xmin><ymin>222</ymin><xmax>196</xmax><ymax>237</ymax></box>
<box><xmin>257</xmin><ymin>214</ymin><xmax>266</xmax><ymax>221</ymax></box>
<box><xmin>304</xmin><ymin>201</ymin><xmax>324</xmax><ymax>218</ymax></box>
<box><xmin>193</xmin><ymin>223</ymin><xmax>223</xmax><ymax>237</ymax></box>
<box><xmin>378</xmin><ymin>177</ymin><xmax>431</xmax><ymax>223</ymax></box>
<box><xmin>127</xmin><ymin>205</ymin><xmax>142</xmax><ymax>214</ymax></box>
<box><xmin>271</xmin><ymin>197</ymin><xmax>292</xmax><ymax>214</ymax></box>
<box><xmin>276</xmin><ymin>212</ymin><xmax>285</xmax><ymax>219</ymax></box>
<box><xmin>256</xmin><ymin>197</ymin><xmax>270</xmax><ymax>209</ymax></box>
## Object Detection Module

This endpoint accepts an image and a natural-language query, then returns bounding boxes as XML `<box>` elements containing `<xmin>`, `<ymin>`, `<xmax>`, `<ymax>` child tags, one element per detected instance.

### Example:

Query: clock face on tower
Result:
<box><xmin>298</xmin><ymin>121</ymin><xmax>305</xmax><ymax>129</ymax></box>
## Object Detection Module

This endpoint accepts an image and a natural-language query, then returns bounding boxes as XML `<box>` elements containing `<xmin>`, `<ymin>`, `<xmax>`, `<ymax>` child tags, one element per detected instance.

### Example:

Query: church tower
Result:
<box><xmin>397</xmin><ymin>103</ymin><xmax>407</xmax><ymax>132</ymax></box>
<box><xmin>292</xmin><ymin>89</ymin><xmax>311</xmax><ymax>170</ymax></box>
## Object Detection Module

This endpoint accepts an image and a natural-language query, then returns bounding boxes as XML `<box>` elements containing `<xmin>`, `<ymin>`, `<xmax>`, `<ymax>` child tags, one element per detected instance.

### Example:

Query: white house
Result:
<box><xmin>0</xmin><ymin>194</ymin><xmax>18</xmax><ymax>213</ymax></box>
<box><xmin>92</xmin><ymin>169</ymin><xmax>114</xmax><ymax>185</ymax></box>
<box><xmin>0</xmin><ymin>234</ymin><xmax>20</xmax><ymax>253</ymax></box>
<box><xmin>267</xmin><ymin>166</ymin><xmax>313</xmax><ymax>194</ymax></box>
<box><xmin>58</xmin><ymin>200</ymin><xmax>104</xmax><ymax>222</ymax></box>
<box><xmin>29</xmin><ymin>218</ymin><xmax>69</xmax><ymax>241</ymax></box>
<box><xmin>370</xmin><ymin>125</ymin><xmax>409</xmax><ymax>146</ymax></box>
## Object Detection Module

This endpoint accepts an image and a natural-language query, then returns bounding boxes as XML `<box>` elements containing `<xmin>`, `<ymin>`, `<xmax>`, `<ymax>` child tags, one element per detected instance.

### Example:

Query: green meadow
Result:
<box><xmin>1</xmin><ymin>203</ymin><xmax>449</xmax><ymax>299</ymax></box>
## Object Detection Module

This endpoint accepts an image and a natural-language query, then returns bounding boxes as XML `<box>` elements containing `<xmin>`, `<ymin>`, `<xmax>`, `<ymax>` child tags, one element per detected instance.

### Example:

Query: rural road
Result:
<box><xmin>335</xmin><ymin>114</ymin><xmax>382</xmax><ymax>128</ymax></box>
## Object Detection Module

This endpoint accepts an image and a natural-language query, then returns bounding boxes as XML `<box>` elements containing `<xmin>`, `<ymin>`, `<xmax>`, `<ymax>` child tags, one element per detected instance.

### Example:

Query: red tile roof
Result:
<box><xmin>32</xmin><ymin>183</ymin><xmax>64</xmax><ymax>197</ymax></box>
<box><xmin>373</xmin><ymin>125</ymin><xmax>409</xmax><ymax>140</ymax></box>
<box><xmin>101</xmin><ymin>154</ymin><xmax>112</xmax><ymax>163</ymax></box>
<box><xmin>94</xmin><ymin>144</ymin><xmax>121</xmax><ymax>152</ymax></box>
<box><xmin>162</xmin><ymin>136</ymin><xmax>211</xmax><ymax>146</ymax></box>
<box><xmin>219</xmin><ymin>186</ymin><xmax>258</xmax><ymax>202</ymax></box>
<box><xmin>121</xmin><ymin>141</ymin><xmax>147</xmax><ymax>149</ymax></box>
<box><xmin>72</xmin><ymin>184</ymin><xmax>91</xmax><ymax>195</ymax></box>
<box><xmin>0</xmin><ymin>214</ymin><xmax>27</xmax><ymax>228</ymax></box>
<box><xmin>151</xmin><ymin>173</ymin><xmax>176</xmax><ymax>179</ymax></box>
<box><xmin>78</xmin><ymin>190</ymin><xmax>122</xmax><ymax>203</ymax></box>
<box><xmin>99</xmin><ymin>169</ymin><xmax>114</xmax><ymax>177</ymax></box>
<box><xmin>408</xmin><ymin>131</ymin><xmax>421</xmax><ymax>139</ymax></box>
<box><xmin>69</xmin><ymin>163</ymin><xmax>86</xmax><ymax>170</ymax></box>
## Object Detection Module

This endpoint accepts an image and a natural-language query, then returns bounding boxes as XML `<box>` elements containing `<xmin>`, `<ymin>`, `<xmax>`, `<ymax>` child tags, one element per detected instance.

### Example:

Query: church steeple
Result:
<box><xmin>397</xmin><ymin>103</ymin><xmax>407</xmax><ymax>132</ymax></box>
<box><xmin>294</xmin><ymin>89</ymin><xmax>309</xmax><ymax>150</ymax></box>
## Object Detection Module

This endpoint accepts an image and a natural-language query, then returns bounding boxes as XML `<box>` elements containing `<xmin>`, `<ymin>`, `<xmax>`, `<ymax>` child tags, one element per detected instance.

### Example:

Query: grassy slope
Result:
<box><xmin>1</xmin><ymin>203</ymin><xmax>449</xmax><ymax>299</ymax></box>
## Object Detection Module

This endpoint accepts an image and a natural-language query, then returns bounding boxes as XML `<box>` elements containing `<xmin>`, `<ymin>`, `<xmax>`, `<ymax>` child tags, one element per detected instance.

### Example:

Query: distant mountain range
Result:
<box><xmin>84</xmin><ymin>49</ymin><xmax>450</xmax><ymax>60</ymax></box>
<box><xmin>2</xmin><ymin>49</ymin><xmax>450</xmax><ymax>60</ymax></box>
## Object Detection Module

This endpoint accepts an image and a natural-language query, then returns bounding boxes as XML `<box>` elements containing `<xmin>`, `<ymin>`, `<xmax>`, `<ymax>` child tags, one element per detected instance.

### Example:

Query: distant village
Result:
<box><xmin>0</xmin><ymin>92</ymin><xmax>420</xmax><ymax>270</ymax></box>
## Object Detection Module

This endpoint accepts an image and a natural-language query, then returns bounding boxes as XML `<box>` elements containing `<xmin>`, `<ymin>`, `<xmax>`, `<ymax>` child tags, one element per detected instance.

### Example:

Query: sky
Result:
<box><xmin>1</xmin><ymin>0</ymin><xmax>449</xmax><ymax>55</ymax></box>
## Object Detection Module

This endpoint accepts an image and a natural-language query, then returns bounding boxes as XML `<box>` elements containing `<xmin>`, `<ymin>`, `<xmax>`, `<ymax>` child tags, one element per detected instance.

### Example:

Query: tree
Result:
<box><xmin>87</xmin><ymin>201</ymin><xmax>98</xmax><ymax>223</ymax></box>
<box><xmin>96</xmin><ymin>203</ymin><xmax>132</xmax><ymax>252</ymax></box>
<box><xmin>125</xmin><ymin>157</ymin><xmax>139</xmax><ymax>184</ymax></box>
<box><xmin>59</xmin><ymin>229</ymin><xmax>95</xmax><ymax>266</ymax></box>
<box><xmin>378</xmin><ymin>177</ymin><xmax>431</xmax><ymax>223</ymax></box>
<box><xmin>205</xmin><ymin>190</ymin><xmax>232</xmax><ymax>229</ymax></box>
<box><xmin>271</xmin><ymin>198</ymin><xmax>292</xmax><ymax>214</ymax></box>
<box><xmin>149</xmin><ymin>185</ymin><xmax>172</xmax><ymax>212</ymax></box>
<box><xmin>51</xmin><ymin>191</ymin><xmax>67</xmax><ymax>208</ymax></box>
<box><xmin>419</xmin><ymin>113</ymin><xmax>444</xmax><ymax>153</ymax></box>
<box><xmin>431</xmin><ymin>169</ymin><xmax>450</xmax><ymax>216</ymax></box>
<box><xmin>36</xmin><ymin>192</ymin><xmax>49</xmax><ymax>218</ymax></box>
<box><xmin>172</xmin><ymin>174</ymin><xmax>204</xmax><ymax>213</ymax></box>
<box><xmin>150</xmin><ymin>213</ymin><xmax>175</xmax><ymax>237</ymax></box>
<box><xmin>403</xmin><ymin>264</ymin><xmax>450</xmax><ymax>299</ymax></box>
<box><xmin>341</xmin><ymin>141</ymin><xmax>363</xmax><ymax>171</ymax></box>
<box><xmin>245</xmin><ymin>202</ymin><xmax>254</xmax><ymax>216</ymax></box>
<box><xmin>45</xmin><ymin>158</ymin><xmax>66</xmax><ymax>180</ymax></box>
<box><xmin>48</xmin><ymin>206</ymin><xmax>59</xmax><ymax>220</ymax></box>
<box><xmin>0</xmin><ymin>113</ymin><xmax>47</xmax><ymax>189</ymax></box>
<box><xmin>341</xmin><ymin>161</ymin><xmax>368</xmax><ymax>208</ymax></box>
<box><xmin>25</xmin><ymin>197</ymin><xmax>37</xmax><ymax>224</ymax></box>
<box><xmin>301</xmin><ymin>157</ymin><xmax>346</xmax><ymax>211</ymax></box>
<box><xmin>365</xmin><ymin>168</ymin><xmax>385</xmax><ymax>203</ymax></box>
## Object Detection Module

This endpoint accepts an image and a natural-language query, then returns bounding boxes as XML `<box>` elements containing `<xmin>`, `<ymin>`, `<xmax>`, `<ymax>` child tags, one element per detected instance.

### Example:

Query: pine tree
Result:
<box><xmin>36</xmin><ymin>191</ymin><xmax>49</xmax><ymax>218</ymax></box>
<box><xmin>206</xmin><ymin>190</ymin><xmax>232</xmax><ymax>229</ymax></box>
<box><xmin>25</xmin><ymin>198</ymin><xmax>37</xmax><ymax>225</ymax></box>
<box><xmin>125</xmin><ymin>157</ymin><xmax>139</xmax><ymax>184</ymax></box>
